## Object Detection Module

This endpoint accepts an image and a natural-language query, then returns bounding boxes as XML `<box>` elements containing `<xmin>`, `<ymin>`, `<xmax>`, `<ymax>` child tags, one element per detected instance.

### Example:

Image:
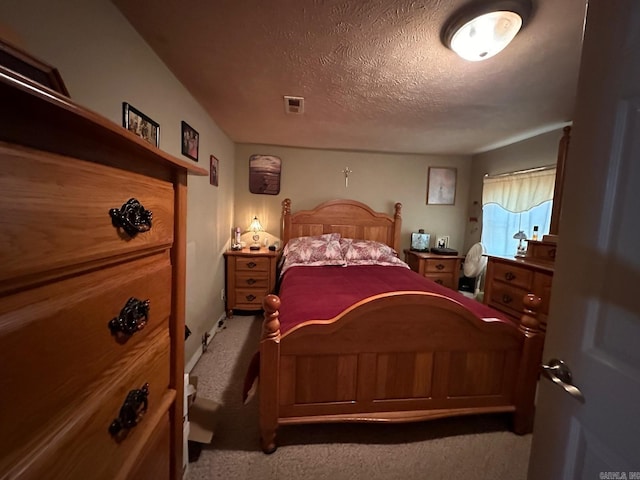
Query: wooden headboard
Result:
<box><xmin>281</xmin><ymin>198</ymin><xmax>403</xmax><ymax>251</ymax></box>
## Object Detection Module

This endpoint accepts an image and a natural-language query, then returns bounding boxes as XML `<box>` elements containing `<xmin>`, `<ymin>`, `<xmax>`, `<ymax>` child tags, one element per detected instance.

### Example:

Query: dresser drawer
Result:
<box><xmin>0</xmin><ymin>144</ymin><xmax>175</xmax><ymax>286</ymax></box>
<box><xmin>7</xmin><ymin>332</ymin><xmax>173</xmax><ymax>480</ymax></box>
<box><xmin>487</xmin><ymin>281</ymin><xmax>528</xmax><ymax>314</ymax></box>
<box><xmin>235</xmin><ymin>271</ymin><xmax>269</xmax><ymax>289</ymax></box>
<box><xmin>491</xmin><ymin>262</ymin><xmax>533</xmax><ymax>290</ymax></box>
<box><xmin>234</xmin><ymin>256</ymin><xmax>271</xmax><ymax>272</ymax></box>
<box><xmin>424</xmin><ymin>259</ymin><xmax>455</xmax><ymax>273</ymax></box>
<box><xmin>0</xmin><ymin>252</ymin><xmax>172</xmax><ymax>465</ymax></box>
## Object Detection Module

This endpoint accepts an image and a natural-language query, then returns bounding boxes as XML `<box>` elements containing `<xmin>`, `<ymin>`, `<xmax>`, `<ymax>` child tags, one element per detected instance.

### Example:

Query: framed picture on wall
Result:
<box><xmin>181</xmin><ymin>121</ymin><xmax>199</xmax><ymax>161</ymax></box>
<box><xmin>210</xmin><ymin>155</ymin><xmax>219</xmax><ymax>186</ymax></box>
<box><xmin>122</xmin><ymin>102</ymin><xmax>160</xmax><ymax>147</ymax></box>
<box><xmin>249</xmin><ymin>154</ymin><xmax>281</xmax><ymax>195</ymax></box>
<box><xmin>427</xmin><ymin>167</ymin><xmax>457</xmax><ymax>205</ymax></box>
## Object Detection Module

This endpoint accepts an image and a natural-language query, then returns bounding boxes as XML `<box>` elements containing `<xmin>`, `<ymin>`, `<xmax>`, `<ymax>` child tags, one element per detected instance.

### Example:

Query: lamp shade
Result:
<box><xmin>442</xmin><ymin>0</ymin><xmax>532</xmax><ymax>61</ymax></box>
<box><xmin>513</xmin><ymin>230</ymin><xmax>527</xmax><ymax>240</ymax></box>
<box><xmin>248</xmin><ymin>216</ymin><xmax>263</xmax><ymax>233</ymax></box>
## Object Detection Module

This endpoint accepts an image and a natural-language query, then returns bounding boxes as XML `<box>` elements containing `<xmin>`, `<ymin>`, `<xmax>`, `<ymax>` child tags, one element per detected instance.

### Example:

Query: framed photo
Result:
<box><xmin>249</xmin><ymin>154</ymin><xmax>281</xmax><ymax>195</ymax></box>
<box><xmin>0</xmin><ymin>38</ymin><xmax>69</xmax><ymax>96</ymax></box>
<box><xmin>436</xmin><ymin>236</ymin><xmax>450</xmax><ymax>249</ymax></box>
<box><xmin>122</xmin><ymin>102</ymin><xmax>159</xmax><ymax>147</ymax></box>
<box><xmin>427</xmin><ymin>167</ymin><xmax>457</xmax><ymax>205</ymax></box>
<box><xmin>210</xmin><ymin>155</ymin><xmax>219</xmax><ymax>186</ymax></box>
<box><xmin>181</xmin><ymin>121</ymin><xmax>199</xmax><ymax>161</ymax></box>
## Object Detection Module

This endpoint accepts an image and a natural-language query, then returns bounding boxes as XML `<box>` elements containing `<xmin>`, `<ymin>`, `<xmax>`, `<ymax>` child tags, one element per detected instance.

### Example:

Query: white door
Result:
<box><xmin>528</xmin><ymin>1</ymin><xmax>640</xmax><ymax>478</ymax></box>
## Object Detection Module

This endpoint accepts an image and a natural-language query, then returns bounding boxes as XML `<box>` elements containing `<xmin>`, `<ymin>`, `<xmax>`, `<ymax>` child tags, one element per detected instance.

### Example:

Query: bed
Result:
<box><xmin>256</xmin><ymin>198</ymin><xmax>545</xmax><ymax>453</ymax></box>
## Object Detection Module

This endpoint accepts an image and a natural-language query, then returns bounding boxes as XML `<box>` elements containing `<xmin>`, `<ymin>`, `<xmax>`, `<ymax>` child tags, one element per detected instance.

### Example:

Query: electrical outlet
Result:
<box><xmin>220</xmin><ymin>288</ymin><xmax>225</xmax><ymax>301</ymax></box>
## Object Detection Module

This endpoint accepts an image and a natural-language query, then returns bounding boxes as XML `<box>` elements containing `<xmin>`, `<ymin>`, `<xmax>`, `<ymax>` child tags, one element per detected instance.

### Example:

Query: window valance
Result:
<box><xmin>482</xmin><ymin>168</ymin><xmax>556</xmax><ymax>213</ymax></box>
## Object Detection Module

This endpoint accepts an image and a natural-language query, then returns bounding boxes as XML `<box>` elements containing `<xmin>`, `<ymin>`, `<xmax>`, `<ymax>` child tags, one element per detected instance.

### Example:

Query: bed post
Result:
<box><xmin>392</xmin><ymin>202</ymin><xmax>402</xmax><ymax>251</ymax></box>
<box><xmin>260</xmin><ymin>294</ymin><xmax>281</xmax><ymax>453</ymax></box>
<box><xmin>512</xmin><ymin>294</ymin><xmax>545</xmax><ymax>434</ymax></box>
<box><xmin>281</xmin><ymin>198</ymin><xmax>292</xmax><ymax>247</ymax></box>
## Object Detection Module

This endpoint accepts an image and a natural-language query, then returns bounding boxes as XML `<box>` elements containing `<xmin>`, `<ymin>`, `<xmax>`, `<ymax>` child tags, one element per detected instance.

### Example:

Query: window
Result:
<box><xmin>481</xmin><ymin>168</ymin><xmax>556</xmax><ymax>257</ymax></box>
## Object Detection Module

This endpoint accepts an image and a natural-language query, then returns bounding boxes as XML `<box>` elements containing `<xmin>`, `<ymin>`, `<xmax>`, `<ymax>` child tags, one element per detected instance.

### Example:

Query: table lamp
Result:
<box><xmin>248</xmin><ymin>216</ymin><xmax>264</xmax><ymax>250</ymax></box>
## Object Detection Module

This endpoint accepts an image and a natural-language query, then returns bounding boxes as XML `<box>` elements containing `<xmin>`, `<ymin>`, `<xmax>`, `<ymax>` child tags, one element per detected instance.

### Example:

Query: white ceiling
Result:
<box><xmin>112</xmin><ymin>0</ymin><xmax>586</xmax><ymax>155</ymax></box>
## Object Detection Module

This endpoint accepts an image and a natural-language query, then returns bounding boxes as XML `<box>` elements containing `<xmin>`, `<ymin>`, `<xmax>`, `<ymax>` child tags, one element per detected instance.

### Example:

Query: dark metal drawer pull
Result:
<box><xmin>109</xmin><ymin>383</ymin><xmax>149</xmax><ymax>437</ymax></box>
<box><xmin>246</xmin><ymin>294</ymin><xmax>257</xmax><ymax>302</ymax></box>
<box><xmin>502</xmin><ymin>294</ymin><xmax>513</xmax><ymax>304</ymax></box>
<box><xmin>504</xmin><ymin>272</ymin><xmax>516</xmax><ymax>281</ymax></box>
<box><xmin>436</xmin><ymin>264</ymin><xmax>445</xmax><ymax>270</ymax></box>
<box><xmin>246</xmin><ymin>261</ymin><xmax>257</xmax><ymax>269</ymax></box>
<box><xmin>435</xmin><ymin>279</ymin><xmax>443</xmax><ymax>285</ymax></box>
<box><xmin>109</xmin><ymin>198</ymin><xmax>153</xmax><ymax>237</ymax></box>
<box><xmin>246</xmin><ymin>278</ymin><xmax>257</xmax><ymax>285</ymax></box>
<box><xmin>109</xmin><ymin>297</ymin><xmax>150</xmax><ymax>338</ymax></box>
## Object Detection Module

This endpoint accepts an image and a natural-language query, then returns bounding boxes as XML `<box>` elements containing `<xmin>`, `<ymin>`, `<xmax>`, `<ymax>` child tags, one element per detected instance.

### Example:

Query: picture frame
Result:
<box><xmin>122</xmin><ymin>102</ymin><xmax>159</xmax><ymax>147</ymax></box>
<box><xmin>210</xmin><ymin>155</ymin><xmax>219</xmax><ymax>186</ymax></box>
<box><xmin>0</xmin><ymin>38</ymin><xmax>69</xmax><ymax>96</ymax></box>
<box><xmin>436</xmin><ymin>236</ymin><xmax>450</xmax><ymax>249</ymax></box>
<box><xmin>427</xmin><ymin>167</ymin><xmax>457</xmax><ymax>205</ymax></box>
<box><xmin>249</xmin><ymin>154</ymin><xmax>281</xmax><ymax>195</ymax></box>
<box><xmin>181</xmin><ymin>121</ymin><xmax>199</xmax><ymax>161</ymax></box>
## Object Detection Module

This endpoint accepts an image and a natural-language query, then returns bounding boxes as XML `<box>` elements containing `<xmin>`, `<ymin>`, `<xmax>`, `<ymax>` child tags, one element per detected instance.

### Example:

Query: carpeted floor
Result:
<box><xmin>186</xmin><ymin>315</ymin><xmax>532</xmax><ymax>480</ymax></box>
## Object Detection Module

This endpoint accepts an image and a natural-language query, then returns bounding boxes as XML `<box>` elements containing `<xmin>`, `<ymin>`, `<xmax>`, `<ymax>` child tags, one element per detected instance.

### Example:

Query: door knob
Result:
<box><xmin>541</xmin><ymin>358</ymin><xmax>585</xmax><ymax>403</ymax></box>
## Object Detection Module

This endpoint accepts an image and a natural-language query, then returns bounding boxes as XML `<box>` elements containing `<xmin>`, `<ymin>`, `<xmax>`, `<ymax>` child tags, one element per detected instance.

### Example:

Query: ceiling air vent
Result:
<box><xmin>284</xmin><ymin>95</ymin><xmax>304</xmax><ymax>114</ymax></box>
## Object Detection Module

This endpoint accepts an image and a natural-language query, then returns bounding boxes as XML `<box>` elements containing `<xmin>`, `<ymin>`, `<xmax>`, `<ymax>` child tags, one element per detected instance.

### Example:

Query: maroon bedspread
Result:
<box><xmin>277</xmin><ymin>265</ymin><xmax>510</xmax><ymax>334</ymax></box>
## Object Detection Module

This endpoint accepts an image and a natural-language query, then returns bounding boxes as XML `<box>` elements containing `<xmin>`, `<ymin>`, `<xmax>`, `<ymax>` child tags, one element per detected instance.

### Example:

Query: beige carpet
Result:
<box><xmin>186</xmin><ymin>315</ymin><xmax>532</xmax><ymax>480</ymax></box>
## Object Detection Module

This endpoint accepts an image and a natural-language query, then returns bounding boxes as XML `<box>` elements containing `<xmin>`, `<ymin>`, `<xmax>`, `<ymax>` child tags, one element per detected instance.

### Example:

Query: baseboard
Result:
<box><xmin>185</xmin><ymin>312</ymin><xmax>226</xmax><ymax>373</ymax></box>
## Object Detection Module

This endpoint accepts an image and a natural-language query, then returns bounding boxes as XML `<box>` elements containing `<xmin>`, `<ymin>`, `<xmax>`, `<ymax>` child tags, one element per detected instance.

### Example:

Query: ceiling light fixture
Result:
<box><xmin>442</xmin><ymin>0</ymin><xmax>532</xmax><ymax>62</ymax></box>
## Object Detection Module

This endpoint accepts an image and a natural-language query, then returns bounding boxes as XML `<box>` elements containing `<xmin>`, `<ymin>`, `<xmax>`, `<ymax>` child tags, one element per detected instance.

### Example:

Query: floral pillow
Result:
<box><xmin>281</xmin><ymin>234</ymin><xmax>345</xmax><ymax>274</ymax></box>
<box><xmin>340</xmin><ymin>238</ymin><xmax>410</xmax><ymax>268</ymax></box>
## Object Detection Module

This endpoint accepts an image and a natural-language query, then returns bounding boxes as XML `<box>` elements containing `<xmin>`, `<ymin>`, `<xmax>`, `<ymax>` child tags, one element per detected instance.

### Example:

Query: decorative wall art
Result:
<box><xmin>427</xmin><ymin>167</ymin><xmax>457</xmax><ymax>205</ymax></box>
<box><xmin>210</xmin><ymin>155</ymin><xmax>219</xmax><ymax>186</ymax></box>
<box><xmin>122</xmin><ymin>102</ymin><xmax>159</xmax><ymax>147</ymax></box>
<box><xmin>249</xmin><ymin>154</ymin><xmax>281</xmax><ymax>195</ymax></box>
<box><xmin>181</xmin><ymin>121</ymin><xmax>199</xmax><ymax>161</ymax></box>
<box><xmin>0</xmin><ymin>38</ymin><xmax>69</xmax><ymax>96</ymax></box>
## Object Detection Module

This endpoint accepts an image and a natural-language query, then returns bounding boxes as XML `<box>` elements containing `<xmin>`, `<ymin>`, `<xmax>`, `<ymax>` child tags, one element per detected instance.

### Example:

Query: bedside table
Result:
<box><xmin>403</xmin><ymin>250</ymin><xmax>464</xmax><ymax>290</ymax></box>
<box><xmin>224</xmin><ymin>247</ymin><xmax>278</xmax><ymax>317</ymax></box>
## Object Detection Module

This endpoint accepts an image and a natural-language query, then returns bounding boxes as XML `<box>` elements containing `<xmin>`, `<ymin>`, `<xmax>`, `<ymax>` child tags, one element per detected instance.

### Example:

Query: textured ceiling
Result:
<box><xmin>112</xmin><ymin>0</ymin><xmax>586</xmax><ymax>155</ymax></box>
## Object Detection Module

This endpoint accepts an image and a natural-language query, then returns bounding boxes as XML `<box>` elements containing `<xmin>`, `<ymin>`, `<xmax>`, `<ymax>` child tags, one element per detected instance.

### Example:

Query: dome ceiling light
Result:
<box><xmin>442</xmin><ymin>0</ymin><xmax>533</xmax><ymax>62</ymax></box>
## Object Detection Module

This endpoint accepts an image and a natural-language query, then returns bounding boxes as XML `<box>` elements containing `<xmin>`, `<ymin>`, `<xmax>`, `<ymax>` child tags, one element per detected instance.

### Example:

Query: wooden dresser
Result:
<box><xmin>0</xmin><ymin>68</ymin><xmax>207</xmax><ymax>478</ymax></box>
<box><xmin>403</xmin><ymin>250</ymin><xmax>464</xmax><ymax>290</ymax></box>
<box><xmin>484</xmin><ymin>238</ymin><xmax>556</xmax><ymax>330</ymax></box>
<box><xmin>224</xmin><ymin>248</ymin><xmax>278</xmax><ymax>317</ymax></box>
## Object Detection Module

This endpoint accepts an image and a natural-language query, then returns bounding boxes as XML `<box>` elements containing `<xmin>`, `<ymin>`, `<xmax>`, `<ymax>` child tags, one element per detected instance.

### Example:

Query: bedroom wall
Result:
<box><xmin>465</xmin><ymin>127</ymin><xmax>569</xmax><ymax>251</ymax></box>
<box><xmin>234</xmin><ymin>144</ymin><xmax>473</xmax><ymax>254</ymax></box>
<box><xmin>0</xmin><ymin>0</ymin><xmax>234</xmax><ymax>365</ymax></box>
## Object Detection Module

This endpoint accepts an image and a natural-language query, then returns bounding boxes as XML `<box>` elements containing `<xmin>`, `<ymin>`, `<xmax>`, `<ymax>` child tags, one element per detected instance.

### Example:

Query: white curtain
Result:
<box><xmin>482</xmin><ymin>168</ymin><xmax>556</xmax><ymax>213</ymax></box>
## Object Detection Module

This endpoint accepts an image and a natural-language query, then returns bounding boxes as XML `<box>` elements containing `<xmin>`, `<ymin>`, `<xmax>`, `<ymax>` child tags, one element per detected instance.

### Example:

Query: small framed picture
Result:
<box><xmin>181</xmin><ymin>121</ymin><xmax>199</xmax><ymax>161</ymax></box>
<box><xmin>427</xmin><ymin>167</ymin><xmax>457</xmax><ymax>205</ymax></box>
<box><xmin>210</xmin><ymin>155</ymin><xmax>219</xmax><ymax>186</ymax></box>
<box><xmin>122</xmin><ymin>102</ymin><xmax>159</xmax><ymax>147</ymax></box>
<box><xmin>436</xmin><ymin>236</ymin><xmax>450</xmax><ymax>249</ymax></box>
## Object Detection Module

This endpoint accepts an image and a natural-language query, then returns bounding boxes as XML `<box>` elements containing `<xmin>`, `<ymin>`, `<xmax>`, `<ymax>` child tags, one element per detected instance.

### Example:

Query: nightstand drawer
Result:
<box><xmin>235</xmin><ymin>256</ymin><xmax>271</xmax><ymax>272</ymax></box>
<box><xmin>235</xmin><ymin>289</ymin><xmax>268</xmax><ymax>309</ymax></box>
<box><xmin>425</xmin><ymin>273</ymin><xmax>455</xmax><ymax>289</ymax></box>
<box><xmin>491</xmin><ymin>262</ymin><xmax>533</xmax><ymax>289</ymax></box>
<box><xmin>424</xmin><ymin>259</ymin><xmax>456</xmax><ymax>273</ymax></box>
<box><xmin>235</xmin><ymin>272</ymin><xmax>269</xmax><ymax>289</ymax></box>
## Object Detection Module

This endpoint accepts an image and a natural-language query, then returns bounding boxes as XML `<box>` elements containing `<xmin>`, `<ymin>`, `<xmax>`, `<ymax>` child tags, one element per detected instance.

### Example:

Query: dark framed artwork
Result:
<box><xmin>210</xmin><ymin>155</ymin><xmax>219</xmax><ymax>186</ymax></box>
<box><xmin>427</xmin><ymin>167</ymin><xmax>457</xmax><ymax>205</ymax></box>
<box><xmin>122</xmin><ymin>102</ymin><xmax>159</xmax><ymax>147</ymax></box>
<box><xmin>181</xmin><ymin>121</ymin><xmax>199</xmax><ymax>161</ymax></box>
<box><xmin>249</xmin><ymin>154</ymin><xmax>281</xmax><ymax>195</ymax></box>
<box><xmin>0</xmin><ymin>38</ymin><xmax>69</xmax><ymax>96</ymax></box>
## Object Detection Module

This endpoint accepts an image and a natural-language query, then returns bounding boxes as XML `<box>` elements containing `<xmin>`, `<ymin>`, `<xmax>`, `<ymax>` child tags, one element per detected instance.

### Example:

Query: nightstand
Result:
<box><xmin>403</xmin><ymin>250</ymin><xmax>464</xmax><ymax>290</ymax></box>
<box><xmin>224</xmin><ymin>247</ymin><xmax>278</xmax><ymax>317</ymax></box>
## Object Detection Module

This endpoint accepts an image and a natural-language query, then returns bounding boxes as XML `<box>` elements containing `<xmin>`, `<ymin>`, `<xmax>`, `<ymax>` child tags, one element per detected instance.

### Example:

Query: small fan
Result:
<box><xmin>461</xmin><ymin>242</ymin><xmax>488</xmax><ymax>297</ymax></box>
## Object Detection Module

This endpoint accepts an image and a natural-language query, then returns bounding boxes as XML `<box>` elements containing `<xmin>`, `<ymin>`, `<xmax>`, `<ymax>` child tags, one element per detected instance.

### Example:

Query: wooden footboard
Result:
<box><xmin>259</xmin><ymin>292</ymin><xmax>544</xmax><ymax>453</ymax></box>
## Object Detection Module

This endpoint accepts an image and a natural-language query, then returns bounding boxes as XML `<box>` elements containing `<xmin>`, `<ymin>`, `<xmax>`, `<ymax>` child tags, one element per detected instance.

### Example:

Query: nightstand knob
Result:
<box><xmin>246</xmin><ymin>278</ymin><xmax>257</xmax><ymax>285</ymax></box>
<box><xmin>436</xmin><ymin>264</ymin><xmax>445</xmax><ymax>270</ymax></box>
<box><xmin>247</xmin><ymin>262</ymin><xmax>257</xmax><ymax>269</ymax></box>
<box><xmin>504</xmin><ymin>272</ymin><xmax>516</xmax><ymax>281</ymax></box>
<box><xmin>435</xmin><ymin>279</ymin><xmax>443</xmax><ymax>285</ymax></box>
<box><xmin>246</xmin><ymin>294</ymin><xmax>257</xmax><ymax>302</ymax></box>
<box><xmin>502</xmin><ymin>294</ymin><xmax>513</xmax><ymax>304</ymax></box>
